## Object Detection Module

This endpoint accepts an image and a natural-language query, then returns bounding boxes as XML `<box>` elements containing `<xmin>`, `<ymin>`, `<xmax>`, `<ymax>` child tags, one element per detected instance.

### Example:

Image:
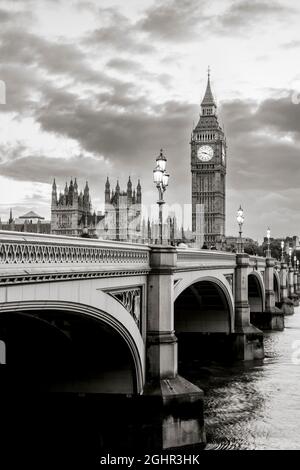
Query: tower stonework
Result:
<box><xmin>191</xmin><ymin>71</ymin><xmax>226</xmax><ymax>247</ymax></box>
<box><xmin>99</xmin><ymin>177</ymin><xmax>142</xmax><ymax>242</ymax></box>
<box><xmin>51</xmin><ymin>179</ymin><xmax>101</xmax><ymax>237</ymax></box>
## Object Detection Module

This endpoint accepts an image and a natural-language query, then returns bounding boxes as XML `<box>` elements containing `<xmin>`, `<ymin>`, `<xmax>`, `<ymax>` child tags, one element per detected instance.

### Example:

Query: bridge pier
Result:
<box><xmin>297</xmin><ymin>272</ymin><xmax>300</xmax><ymax>295</ymax></box>
<box><xmin>251</xmin><ymin>258</ymin><xmax>284</xmax><ymax>331</ymax></box>
<box><xmin>278</xmin><ymin>263</ymin><xmax>294</xmax><ymax>315</ymax></box>
<box><xmin>293</xmin><ymin>270</ymin><xmax>300</xmax><ymax>306</ymax></box>
<box><xmin>144</xmin><ymin>246</ymin><xmax>205</xmax><ymax>451</ymax></box>
<box><xmin>288</xmin><ymin>267</ymin><xmax>298</xmax><ymax>309</ymax></box>
<box><xmin>234</xmin><ymin>254</ymin><xmax>264</xmax><ymax>360</ymax></box>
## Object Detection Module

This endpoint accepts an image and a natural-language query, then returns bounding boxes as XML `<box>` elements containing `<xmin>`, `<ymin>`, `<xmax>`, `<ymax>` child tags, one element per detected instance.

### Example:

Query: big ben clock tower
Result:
<box><xmin>191</xmin><ymin>69</ymin><xmax>226</xmax><ymax>247</ymax></box>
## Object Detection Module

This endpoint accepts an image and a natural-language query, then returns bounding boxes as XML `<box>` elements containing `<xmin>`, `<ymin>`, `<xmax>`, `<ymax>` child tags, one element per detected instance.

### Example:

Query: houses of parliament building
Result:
<box><xmin>2</xmin><ymin>71</ymin><xmax>227</xmax><ymax>247</ymax></box>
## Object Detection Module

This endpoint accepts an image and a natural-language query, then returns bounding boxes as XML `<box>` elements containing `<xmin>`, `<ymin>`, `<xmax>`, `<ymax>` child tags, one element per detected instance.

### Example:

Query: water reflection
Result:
<box><xmin>185</xmin><ymin>310</ymin><xmax>300</xmax><ymax>450</ymax></box>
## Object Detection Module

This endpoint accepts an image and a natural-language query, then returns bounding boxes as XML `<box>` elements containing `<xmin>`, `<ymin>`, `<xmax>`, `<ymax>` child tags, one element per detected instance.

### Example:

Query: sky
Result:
<box><xmin>0</xmin><ymin>0</ymin><xmax>300</xmax><ymax>241</ymax></box>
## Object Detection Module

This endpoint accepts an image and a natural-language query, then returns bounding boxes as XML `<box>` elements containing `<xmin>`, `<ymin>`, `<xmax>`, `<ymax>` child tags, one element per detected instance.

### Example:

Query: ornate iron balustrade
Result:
<box><xmin>0</xmin><ymin>231</ymin><xmax>150</xmax><ymax>266</ymax></box>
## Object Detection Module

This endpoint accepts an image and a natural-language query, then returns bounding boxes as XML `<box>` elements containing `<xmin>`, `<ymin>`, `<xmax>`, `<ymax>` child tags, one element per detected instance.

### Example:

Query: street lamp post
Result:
<box><xmin>266</xmin><ymin>227</ymin><xmax>271</xmax><ymax>258</ymax></box>
<box><xmin>289</xmin><ymin>246</ymin><xmax>292</xmax><ymax>267</ymax></box>
<box><xmin>236</xmin><ymin>205</ymin><xmax>244</xmax><ymax>253</ymax></box>
<box><xmin>281</xmin><ymin>240</ymin><xmax>285</xmax><ymax>262</ymax></box>
<box><xmin>153</xmin><ymin>149</ymin><xmax>170</xmax><ymax>245</ymax></box>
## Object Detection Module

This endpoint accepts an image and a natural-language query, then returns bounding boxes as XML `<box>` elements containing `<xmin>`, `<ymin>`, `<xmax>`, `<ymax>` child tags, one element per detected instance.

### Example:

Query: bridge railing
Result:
<box><xmin>176</xmin><ymin>248</ymin><xmax>236</xmax><ymax>269</ymax></box>
<box><xmin>0</xmin><ymin>231</ymin><xmax>150</xmax><ymax>282</ymax></box>
<box><xmin>249</xmin><ymin>255</ymin><xmax>266</xmax><ymax>271</ymax></box>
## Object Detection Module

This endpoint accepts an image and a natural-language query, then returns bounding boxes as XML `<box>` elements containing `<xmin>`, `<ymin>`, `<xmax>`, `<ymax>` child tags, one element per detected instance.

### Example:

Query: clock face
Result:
<box><xmin>197</xmin><ymin>145</ymin><xmax>213</xmax><ymax>162</ymax></box>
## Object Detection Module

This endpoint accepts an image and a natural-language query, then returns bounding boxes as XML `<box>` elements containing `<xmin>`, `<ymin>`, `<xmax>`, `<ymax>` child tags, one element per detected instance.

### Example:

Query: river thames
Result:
<box><xmin>185</xmin><ymin>309</ymin><xmax>300</xmax><ymax>450</ymax></box>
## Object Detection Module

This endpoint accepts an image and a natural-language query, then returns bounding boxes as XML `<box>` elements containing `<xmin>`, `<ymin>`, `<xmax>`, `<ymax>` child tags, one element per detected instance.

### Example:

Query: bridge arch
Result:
<box><xmin>0</xmin><ymin>284</ymin><xmax>144</xmax><ymax>394</ymax></box>
<box><xmin>248</xmin><ymin>270</ymin><xmax>265</xmax><ymax>313</ymax></box>
<box><xmin>174</xmin><ymin>273</ymin><xmax>234</xmax><ymax>332</ymax></box>
<box><xmin>174</xmin><ymin>274</ymin><xmax>234</xmax><ymax>362</ymax></box>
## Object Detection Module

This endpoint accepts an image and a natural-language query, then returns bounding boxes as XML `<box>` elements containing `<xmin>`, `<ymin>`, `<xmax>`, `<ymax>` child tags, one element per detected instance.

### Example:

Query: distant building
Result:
<box><xmin>96</xmin><ymin>178</ymin><xmax>142</xmax><ymax>242</ymax></box>
<box><xmin>224</xmin><ymin>236</ymin><xmax>258</xmax><ymax>253</ymax></box>
<box><xmin>51</xmin><ymin>179</ymin><xmax>104</xmax><ymax>237</ymax></box>
<box><xmin>0</xmin><ymin>209</ymin><xmax>51</xmax><ymax>233</ymax></box>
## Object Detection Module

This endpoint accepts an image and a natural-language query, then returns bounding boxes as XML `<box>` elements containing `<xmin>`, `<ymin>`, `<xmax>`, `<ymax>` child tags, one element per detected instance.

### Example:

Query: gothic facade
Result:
<box><xmin>97</xmin><ymin>177</ymin><xmax>142</xmax><ymax>242</ymax></box>
<box><xmin>51</xmin><ymin>179</ymin><xmax>103</xmax><ymax>237</ymax></box>
<box><xmin>191</xmin><ymin>71</ymin><xmax>226</xmax><ymax>247</ymax></box>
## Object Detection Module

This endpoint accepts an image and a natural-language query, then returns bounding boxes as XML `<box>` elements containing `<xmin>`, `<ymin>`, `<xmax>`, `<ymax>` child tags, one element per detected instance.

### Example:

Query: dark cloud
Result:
<box><xmin>107</xmin><ymin>58</ymin><xmax>143</xmax><ymax>72</ymax></box>
<box><xmin>217</xmin><ymin>0</ymin><xmax>291</xmax><ymax>33</ymax></box>
<box><xmin>222</xmin><ymin>93</ymin><xmax>300</xmax><ymax>194</ymax></box>
<box><xmin>0</xmin><ymin>29</ymin><xmax>101</xmax><ymax>84</ymax></box>
<box><xmin>139</xmin><ymin>0</ymin><xmax>210</xmax><ymax>41</ymax></box>
<box><xmin>0</xmin><ymin>146</ymin><xmax>107</xmax><ymax>186</ymax></box>
<box><xmin>85</xmin><ymin>8</ymin><xmax>156</xmax><ymax>53</ymax></box>
<box><xmin>138</xmin><ymin>0</ymin><xmax>293</xmax><ymax>43</ymax></box>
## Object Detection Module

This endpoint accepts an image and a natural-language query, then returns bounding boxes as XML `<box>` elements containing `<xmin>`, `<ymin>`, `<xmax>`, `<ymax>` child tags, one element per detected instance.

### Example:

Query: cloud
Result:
<box><xmin>139</xmin><ymin>0</ymin><xmax>210</xmax><ymax>42</ymax></box>
<box><xmin>281</xmin><ymin>40</ymin><xmax>300</xmax><ymax>49</ymax></box>
<box><xmin>138</xmin><ymin>0</ymin><xmax>293</xmax><ymax>44</ymax></box>
<box><xmin>0</xmin><ymin>146</ymin><xmax>108</xmax><ymax>186</ymax></box>
<box><xmin>107</xmin><ymin>58</ymin><xmax>143</xmax><ymax>72</ymax></box>
<box><xmin>217</xmin><ymin>0</ymin><xmax>291</xmax><ymax>34</ymax></box>
<box><xmin>222</xmin><ymin>93</ymin><xmax>300</xmax><ymax>193</ymax></box>
<box><xmin>85</xmin><ymin>8</ymin><xmax>156</xmax><ymax>53</ymax></box>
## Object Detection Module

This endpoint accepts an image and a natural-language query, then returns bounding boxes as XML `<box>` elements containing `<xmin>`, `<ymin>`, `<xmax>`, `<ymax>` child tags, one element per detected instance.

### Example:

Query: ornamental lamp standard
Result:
<box><xmin>289</xmin><ymin>246</ymin><xmax>292</xmax><ymax>267</ymax></box>
<box><xmin>266</xmin><ymin>227</ymin><xmax>271</xmax><ymax>258</ymax></box>
<box><xmin>236</xmin><ymin>205</ymin><xmax>245</xmax><ymax>253</ymax></box>
<box><xmin>153</xmin><ymin>149</ymin><xmax>169</xmax><ymax>245</ymax></box>
<box><xmin>281</xmin><ymin>240</ymin><xmax>285</xmax><ymax>262</ymax></box>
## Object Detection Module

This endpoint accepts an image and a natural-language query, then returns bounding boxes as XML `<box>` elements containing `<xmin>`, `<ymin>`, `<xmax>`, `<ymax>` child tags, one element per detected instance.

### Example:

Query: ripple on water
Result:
<box><xmin>193</xmin><ymin>310</ymin><xmax>300</xmax><ymax>450</ymax></box>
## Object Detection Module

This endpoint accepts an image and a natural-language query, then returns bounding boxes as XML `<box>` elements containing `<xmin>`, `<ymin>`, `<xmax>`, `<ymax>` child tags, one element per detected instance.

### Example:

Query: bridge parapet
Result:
<box><xmin>0</xmin><ymin>230</ymin><xmax>150</xmax><ymax>284</ymax></box>
<box><xmin>176</xmin><ymin>249</ymin><xmax>236</xmax><ymax>270</ymax></box>
<box><xmin>249</xmin><ymin>255</ymin><xmax>266</xmax><ymax>272</ymax></box>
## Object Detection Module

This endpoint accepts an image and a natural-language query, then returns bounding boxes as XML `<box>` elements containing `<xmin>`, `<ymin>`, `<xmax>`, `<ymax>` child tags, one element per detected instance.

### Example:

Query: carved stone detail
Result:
<box><xmin>109</xmin><ymin>288</ymin><xmax>142</xmax><ymax>328</ymax></box>
<box><xmin>225</xmin><ymin>274</ymin><xmax>233</xmax><ymax>292</ymax></box>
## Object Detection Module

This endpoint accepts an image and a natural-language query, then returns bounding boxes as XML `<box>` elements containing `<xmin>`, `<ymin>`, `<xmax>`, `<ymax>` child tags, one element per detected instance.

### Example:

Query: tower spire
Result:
<box><xmin>201</xmin><ymin>67</ymin><xmax>216</xmax><ymax>107</ymax></box>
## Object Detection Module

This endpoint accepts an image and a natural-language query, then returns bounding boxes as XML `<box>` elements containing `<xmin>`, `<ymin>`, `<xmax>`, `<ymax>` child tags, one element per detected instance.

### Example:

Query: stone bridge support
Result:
<box><xmin>252</xmin><ymin>258</ymin><xmax>284</xmax><ymax>331</ymax></box>
<box><xmin>147</xmin><ymin>246</ymin><xmax>177</xmax><ymax>379</ymax></box>
<box><xmin>293</xmin><ymin>271</ymin><xmax>300</xmax><ymax>306</ymax></box>
<box><xmin>144</xmin><ymin>246</ymin><xmax>205</xmax><ymax>451</ymax></box>
<box><xmin>279</xmin><ymin>263</ymin><xmax>294</xmax><ymax>315</ymax></box>
<box><xmin>289</xmin><ymin>267</ymin><xmax>295</xmax><ymax>297</ymax></box>
<box><xmin>234</xmin><ymin>254</ymin><xmax>264</xmax><ymax>360</ymax></box>
<box><xmin>294</xmin><ymin>271</ymin><xmax>298</xmax><ymax>294</ymax></box>
<box><xmin>287</xmin><ymin>267</ymin><xmax>299</xmax><ymax>308</ymax></box>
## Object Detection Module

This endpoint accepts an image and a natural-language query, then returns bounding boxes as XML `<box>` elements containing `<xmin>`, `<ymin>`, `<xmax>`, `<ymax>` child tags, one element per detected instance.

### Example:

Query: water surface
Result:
<box><xmin>188</xmin><ymin>310</ymin><xmax>300</xmax><ymax>450</ymax></box>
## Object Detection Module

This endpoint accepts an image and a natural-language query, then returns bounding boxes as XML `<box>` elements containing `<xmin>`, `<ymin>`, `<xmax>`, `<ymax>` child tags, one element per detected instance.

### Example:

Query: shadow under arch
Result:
<box><xmin>174</xmin><ymin>276</ymin><xmax>234</xmax><ymax>363</ymax></box>
<box><xmin>0</xmin><ymin>300</ymin><xmax>144</xmax><ymax>395</ymax></box>
<box><xmin>248</xmin><ymin>271</ymin><xmax>265</xmax><ymax>315</ymax></box>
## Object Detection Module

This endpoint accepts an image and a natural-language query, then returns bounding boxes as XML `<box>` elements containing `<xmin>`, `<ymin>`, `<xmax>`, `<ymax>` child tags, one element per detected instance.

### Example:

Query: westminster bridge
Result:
<box><xmin>0</xmin><ymin>230</ymin><xmax>298</xmax><ymax>453</ymax></box>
